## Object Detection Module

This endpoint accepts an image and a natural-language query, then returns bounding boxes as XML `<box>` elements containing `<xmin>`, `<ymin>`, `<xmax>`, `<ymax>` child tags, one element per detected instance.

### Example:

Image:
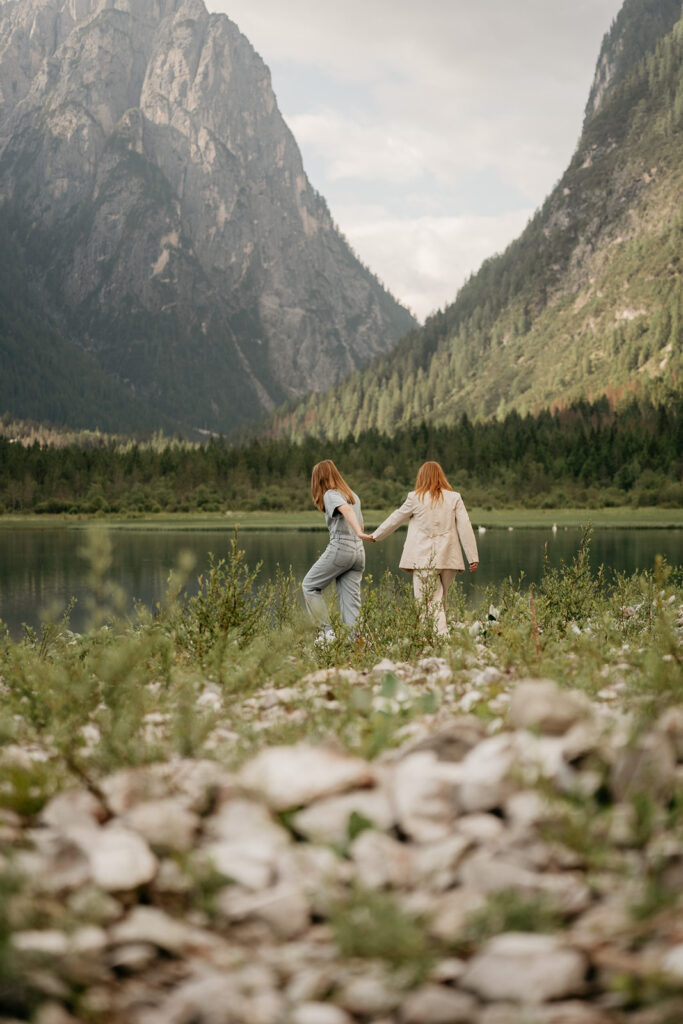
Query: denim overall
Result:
<box><xmin>302</xmin><ymin>489</ymin><xmax>365</xmax><ymax>629</ymax></box>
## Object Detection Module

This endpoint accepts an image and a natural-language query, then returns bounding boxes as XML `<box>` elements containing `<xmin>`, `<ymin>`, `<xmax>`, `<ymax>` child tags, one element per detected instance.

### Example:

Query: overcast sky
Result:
<box><xmin>207</xmin><ymin>0</ymin><xmax>624</xmax><ymax>321</ymax></box>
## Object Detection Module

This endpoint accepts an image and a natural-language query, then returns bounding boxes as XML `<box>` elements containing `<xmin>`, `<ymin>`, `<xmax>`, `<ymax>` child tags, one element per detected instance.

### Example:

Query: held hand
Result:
<box><xmin>360</xmin><ymin>532</ymin><xmax>375</xmax><ymax>542</ymax></box>
<box><xmin>469</xmin><ymin>561</ymin><xmax>479</xmax><ymax>572</ymax></box>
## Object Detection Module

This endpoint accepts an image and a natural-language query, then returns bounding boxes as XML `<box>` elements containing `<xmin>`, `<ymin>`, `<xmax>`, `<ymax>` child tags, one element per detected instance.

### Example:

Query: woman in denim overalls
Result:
<box><xmin>302</xmin><ymin>460</ymin><xmax>369</xmax><ymax>642</ymax></box>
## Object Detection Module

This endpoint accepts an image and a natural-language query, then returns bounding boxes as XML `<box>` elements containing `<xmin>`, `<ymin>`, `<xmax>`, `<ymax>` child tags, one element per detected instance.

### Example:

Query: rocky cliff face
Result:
<box><xmin>584</xmin><ymin>0</ymin><xmax>682</xmax><ymax>118</ymax></box>
<box><xmin>0</xmin><ymin>0</ymin><xmax>415</xmax><ymax>432</ymax></box>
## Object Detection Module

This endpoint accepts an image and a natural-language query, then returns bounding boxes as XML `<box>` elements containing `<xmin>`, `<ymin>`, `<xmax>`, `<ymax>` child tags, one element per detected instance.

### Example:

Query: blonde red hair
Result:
<box><xmin>311</xmin><ymin>460</ymin><xmax>355</xmax><ymax>511</ymax></box>
<box><xmin>414</xmin><ymin>461</ymin><xmax>453</xmax><ymax>503</ymax></box>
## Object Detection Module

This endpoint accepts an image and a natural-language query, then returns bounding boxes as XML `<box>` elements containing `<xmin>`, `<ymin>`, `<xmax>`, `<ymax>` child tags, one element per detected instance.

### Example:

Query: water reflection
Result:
<box><xmin>0</xmin><ymin>526</ymin><xmax>680</xmax><ymax>638</ymax></box>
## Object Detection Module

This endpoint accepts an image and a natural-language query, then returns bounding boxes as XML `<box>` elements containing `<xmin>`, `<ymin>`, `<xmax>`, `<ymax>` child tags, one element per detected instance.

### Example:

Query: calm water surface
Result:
<box><xmin>0</xmin><ymin>526</ymin><xmax>681</xmax><ymax>637</ymax></box>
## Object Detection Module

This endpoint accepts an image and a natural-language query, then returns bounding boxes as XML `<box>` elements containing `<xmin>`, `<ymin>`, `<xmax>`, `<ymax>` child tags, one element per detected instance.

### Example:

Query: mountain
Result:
<box><xmin>271</xmin><ymin>0</ymin><xmax>683</xmax><ymax>442</ymax></box>
<box><xmin>0</xmin><ymin>0</ymin><xmax>415</xmax><ymax>434</ymax></box>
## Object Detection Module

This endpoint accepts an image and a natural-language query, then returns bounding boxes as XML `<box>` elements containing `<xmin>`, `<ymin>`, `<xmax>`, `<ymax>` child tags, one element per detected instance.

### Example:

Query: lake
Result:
<box><xmin>0</xmin><ymin>524</ymin><xmax>681</xmax><ymax>637</ymax></box>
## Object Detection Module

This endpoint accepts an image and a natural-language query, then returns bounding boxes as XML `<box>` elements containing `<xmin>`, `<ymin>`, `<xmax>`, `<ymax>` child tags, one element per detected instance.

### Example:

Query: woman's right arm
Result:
<box><xmin>371</xmin><ymin>495</ymin><xmax>414</xmax><ymax>542</ymax></box>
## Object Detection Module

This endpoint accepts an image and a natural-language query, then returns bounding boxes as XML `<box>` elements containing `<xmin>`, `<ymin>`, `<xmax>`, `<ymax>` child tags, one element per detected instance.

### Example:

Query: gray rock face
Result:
<box><xmin>0</xmin><ymin>0</ymin><xmax>415</xmax><ymax>432</ymax></box>
<box><xmin>584</xmin><ymin>0</ymin><xmax>682</xmax><ymax>120</ymax></box>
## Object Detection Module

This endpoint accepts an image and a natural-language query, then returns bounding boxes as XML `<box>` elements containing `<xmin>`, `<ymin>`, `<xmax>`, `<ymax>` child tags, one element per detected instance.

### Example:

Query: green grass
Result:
<box><xmin>1</xmin><ymin>506</ymin><xmax>682</xmax><ymax>531</ymax></box>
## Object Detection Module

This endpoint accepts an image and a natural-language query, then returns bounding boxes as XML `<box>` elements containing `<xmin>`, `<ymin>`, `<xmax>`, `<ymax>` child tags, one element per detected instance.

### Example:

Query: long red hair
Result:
<box><xmin>414</xmin><ymin>461</ymin><xmax>453</xmax><ymax>503</ymax></box>
<box><xmin>311</xmin><ymin>460</ymin><xmax>355</xmax><ymax>511</ymax></box>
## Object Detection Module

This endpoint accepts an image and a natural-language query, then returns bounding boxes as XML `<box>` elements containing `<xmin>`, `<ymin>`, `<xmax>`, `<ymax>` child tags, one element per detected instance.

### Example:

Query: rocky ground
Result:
<box><xmin>1</xmin><ymin>653</ymin><xmax>682</xmax><ymax>1024</ymax></box>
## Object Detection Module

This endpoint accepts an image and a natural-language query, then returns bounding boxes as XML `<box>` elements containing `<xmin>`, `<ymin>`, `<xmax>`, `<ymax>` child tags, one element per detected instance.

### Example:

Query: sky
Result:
<box><xmin>207</xmin><ymin>0</ymin><xmax>625</xmax><ymax>321</ymax></box>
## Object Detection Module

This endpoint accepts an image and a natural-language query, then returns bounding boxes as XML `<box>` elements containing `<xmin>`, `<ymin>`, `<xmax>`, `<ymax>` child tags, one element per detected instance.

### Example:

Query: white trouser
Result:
<box><xmin>412</xmin><ymin>568</ymin><xmax>457</xmax><ymax>635</ymax></box>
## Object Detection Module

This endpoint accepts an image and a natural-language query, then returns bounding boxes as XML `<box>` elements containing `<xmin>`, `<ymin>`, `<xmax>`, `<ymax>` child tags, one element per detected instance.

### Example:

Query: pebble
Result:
<box><xmin>4</xmin><ymin>666</ymin><xmax>681</xmax><ymax>1024</ymax></box>
<box><xmin>460</xmin><ymin>932</ymin><xmax>587</xmax><ymax>1003</ymax></box>
<box><xmin>508</xmin><ymin>679</ymin><xmax>590</xmax><ymax>735</ymax></box>
<box><xmin>240</xmin><ymin>744</ymin><xmax>375</xmax><ymax>810</ymax></box>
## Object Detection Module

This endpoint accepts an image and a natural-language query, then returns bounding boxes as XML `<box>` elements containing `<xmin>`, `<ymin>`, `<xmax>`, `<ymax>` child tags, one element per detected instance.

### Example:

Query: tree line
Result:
<box><xmin>1</xmin><ymin>395</ymin><xmax>681</xmax><ymax>514</ymax></box>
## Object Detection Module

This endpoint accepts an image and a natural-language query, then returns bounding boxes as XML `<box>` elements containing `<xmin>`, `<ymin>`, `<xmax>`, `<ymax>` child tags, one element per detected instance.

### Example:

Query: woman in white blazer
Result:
<box><xmin>369</xmin><ymin>461</ymin><xmax>479</xmax><ymax>634</ymax></box>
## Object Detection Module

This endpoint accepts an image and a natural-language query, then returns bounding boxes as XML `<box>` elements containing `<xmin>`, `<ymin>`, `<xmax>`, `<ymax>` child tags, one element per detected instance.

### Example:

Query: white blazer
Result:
<box><xmin>372</xmin><ymin>490</ymin><xmax>479</xmax><ymax>572</ymax></box>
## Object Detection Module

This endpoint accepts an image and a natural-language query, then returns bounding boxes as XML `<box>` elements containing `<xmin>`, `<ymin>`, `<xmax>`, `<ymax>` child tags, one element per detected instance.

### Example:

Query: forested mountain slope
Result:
<box><xmin>0</xmin><ymin>0</ymin><xmax>414</xmax><ymax>435</ymax></box>
<box><xmin>272</xmin><ymin>0</ymin><xmax>683</xmax><ymax>441</ymax></box>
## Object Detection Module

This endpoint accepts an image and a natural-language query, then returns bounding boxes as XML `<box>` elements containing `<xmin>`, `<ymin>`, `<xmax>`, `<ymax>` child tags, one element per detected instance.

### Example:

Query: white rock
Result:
<box><xmin>428</xmin><ymin>888</ymin><xmax>486</xmax><ymax>941</ymax></box>
<box><xmin>509</xmin><ymin>680</ymin><xmax>590</xmax><ymax>735</ymax></box>
<box><xmin>155</xmin><ymin>857</ymin><xmax>194</xmax><ymax>894</ymax></box>
<box><xmin>400</xmin><ymin>984</ymin><xmax>477</xmax><ymax>1023</ymax></box>
<box><xmin>458</xmin><ymin>690</ymin><xmax>483</xmax><ymax>713</ymax></box>
<box><xmin>459</xmin><ymin>850</ymin><xmax>590</xmax><ymax>912</ymax></box>
<box><xmin>505</xmin><ymin>790</ymin><xmax>552</xmax><ymax>828</ymax></box>
<box><xmin>279</xmin><ymin>843</ymin><xmax>352</xmax><ymax>891</ymax></box>
<box><xmin>206</xmin><ymin>797</ymin><xmax>290</xmax><ymax>845</ymax></box>
<box><xmin>416</xmin><ymin>656</ymin><xmax>453</xmax><ymax>682</ymax></box>
<box><xmin>203</xmin><ymin>797</ymin><xmax>291</xmax><ymax>889</ymax></box>
<box><xmin>411</xmin><ymin>833</ymin><xmax>473</xmax><ymax>890</ymax></box>
<box><xmin>460</xmin><ymin>932</ymin><xmax>587</xmax><ymax>1003</ymax></box>
<box><xmin>570</xmin><ymin>902</ymin><xmax>631</xmax><ymax>948</ymax></box>
<box><xmin>404</xmin><ymin>718</ymin><xmax>485</xmax><ymax>762</ymax></box>
<box><xmin>216</xmin><ymin>882</ymin><xmax>310</xmax><ymax>939</ymax></box>
<box><xmin>79</xmin><ymin>823</ymin><xmax>157</xmax><ymax>891</ymax></box>
<box><xmin>386</xmin><ymin>751</ymin><xmax>461</xmax><ymax>841</ymax></box>
<box><xmin>429</xmin><ymin>957</ymin><xmax>467</xmax><ymax>983</ymax></box>
<box><xmin>204</xmin><ymin>837</ymin><xmax>280</xmax><ymax>890</ymax></box>
<box><xmin>291</xmin><ymin>788</ymin><xmax>394</xmax><ymax>845</ymax></box>
<box><xmin>107</xmin><ymin>942</ymin><xmax>157</xmax><ymax>973</ymax></box>
<box><xmin>350</xmin><ymin>830</ymin><xmax>415</xmax><ymax>889</ymax></box>
<box><xmin>469</xmin><ymin>666</ymin><xmax>503</xmax><ymax>687</ymax></box>
<box><xmin>285</xmin><ymin>966</ymin><xmax>340</xmax><ymax>1004</ymax></box>
<box><xmin>122</xmin><ymin>797</ymin><xmax>199</xmax><ymax>851</ymax></box>
<box><xmin>457</xmin><ymin>733</ymin><xmax>518</xmax><ymax>811</ymax></box>
<box><xmin>478</xmin><ymin>1003</ymin><xmax>611</xmax><ymax>1023</ymax></box>
<box><xmin>197</xmin><ymin>685</ymin><xmax>223</xmax><ymax>710</ymax></box>
<box><xmin>661</xmin><ymin>942</ymin><xmax>683</xmax><ymax>980</ymax></box>
<box><xmin>516</xmin><ymin>733</ymin><xmax>576</xmax><ymax>789</ymax></box>
<box><xmin>289</xmin><ymin>1004</ymin><xmax>353</xmax><ymax>1024</ymax></box>
<box><xmin>137</xmin><ymin>974</ymin><xmax>243</xmax><ymax>1024</ymax></box>
<box><xmin>336</xmin><ymin>973</ymin><xmax>401</xmax><ymax>1016</ymax></box>
<box><xmin>656</xmin><ymin>706</ymin><xmax>683</xmax><ymax>760</ymax></box>
<box><xmin>240</xmin><ymin>744</ymin><xmax>375</xmax><ymax>810</ymax></box>
<box><xmin>109</xmin><ymin>906</ymin><xmax>190</xmax><ymax>955</ymax></box>
<box><xmin>371</xmin><ymin>658</ymin><xmax>411</xmax><ymax>679</ymax></box>
<box><xmin>100</xmin><ymin>759</ymin><xmax>235</xmax><ymax>815</ymax></box>
<box><xmin>12</xmin><ymin>930</ymin><xmax>70</xmax><ymax>957</ymax></box>
<box><xmin>456</xmin><ymin>813</ymin><xmax>505</xmax><ymax>842</ymax></box>
<box><xmin>561</xmin><ymin>720</ymin><xmax>602</xmax><ymax>762</ymax></box>
<box><xmin>40</xmin><ymin>789</ymin><xmax>104</xmax><ymax>830</ymax></box>
<box><xmin>34</xmin><ymin>1003</ymin><xmax>83</xmax><ymax>1024</ymax></box>
<box><xmin>611</xmin><ymin>731</ymin><xmax>676</xmax><ymax>801</ymax></box>
<box><xmin>67</xmin><ymin>886</ymin><xmax>122</xmax><ymax>925</ymax></box>
<box><xmin>29</xmin><ymin>831</ymin><xmax>92</xmax><ymax>893</ymax></box>
<box><xmin>68</xmin><ymin>925</ymin><xmax>108</xmax><ymax>957</ymax></box>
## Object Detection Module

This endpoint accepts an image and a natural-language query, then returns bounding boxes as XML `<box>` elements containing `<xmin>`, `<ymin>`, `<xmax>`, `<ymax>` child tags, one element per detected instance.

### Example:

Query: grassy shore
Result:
<box><xmin>0</xmin><ymin>527</ymin><xmax>682</xmax><ymax>1021</ymax></box>
<box><xmin>1</xmin><ymin>506</ymin><xmax>682</xmax><ymax>531</ymax></box>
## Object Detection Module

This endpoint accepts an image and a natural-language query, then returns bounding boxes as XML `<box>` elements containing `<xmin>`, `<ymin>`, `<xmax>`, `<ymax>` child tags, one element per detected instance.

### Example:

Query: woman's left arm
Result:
<box><xmin>455</xmin><ymin>494</ymin><xmax>479</xmax><ymax>568</ymax></box>
<box><xmin>337</xmin><ymin>503</ymin><xmax>367</xmax><ymax>539</ymax></box>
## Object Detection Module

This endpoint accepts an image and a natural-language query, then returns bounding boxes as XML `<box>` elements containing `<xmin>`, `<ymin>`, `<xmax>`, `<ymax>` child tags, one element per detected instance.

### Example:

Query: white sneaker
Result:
<box><xmin>314</xmin><ymin>628</ymin><xmax>336</xmax><ymax>647</ymax></box>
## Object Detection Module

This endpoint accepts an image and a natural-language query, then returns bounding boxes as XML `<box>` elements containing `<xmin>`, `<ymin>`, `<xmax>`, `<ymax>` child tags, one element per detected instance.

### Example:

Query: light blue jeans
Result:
<box><xmin>302</xmin><ymin>539</ymin><xmax>365</xmax><ymax>629</ymax></box>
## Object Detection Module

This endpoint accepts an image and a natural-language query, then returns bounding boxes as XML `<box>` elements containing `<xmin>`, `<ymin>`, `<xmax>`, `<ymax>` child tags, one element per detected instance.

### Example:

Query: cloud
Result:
<box><xmin>339</xmin><ymin>206</ymin><xmax>534</xmax><ymax>321</ymax></box>
<box><xmin>288</xmin><ymin>111</ymin><xmax>433</xmax><ymax>185</ymax></box>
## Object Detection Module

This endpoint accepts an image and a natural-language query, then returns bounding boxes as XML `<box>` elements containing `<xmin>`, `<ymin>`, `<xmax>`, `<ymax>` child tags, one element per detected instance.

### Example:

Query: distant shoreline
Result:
<box><xmin>1</xmin><ymin>508</ymin><xmax>682</xmax><ymax>531</ymax></box>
